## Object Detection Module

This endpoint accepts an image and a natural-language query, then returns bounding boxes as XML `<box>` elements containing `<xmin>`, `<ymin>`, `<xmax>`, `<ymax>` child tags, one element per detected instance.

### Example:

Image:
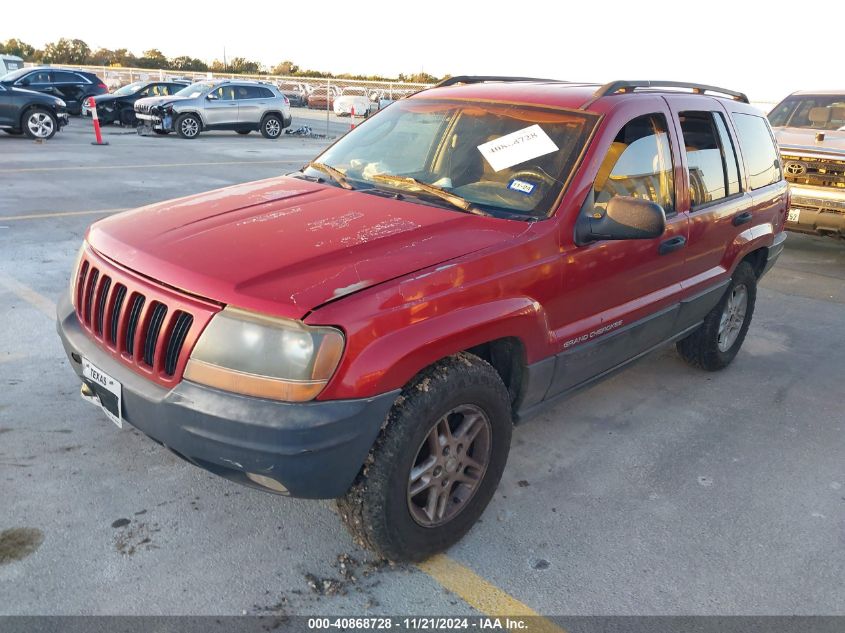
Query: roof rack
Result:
<box><xmin>434</xmin><ymin>75</ymin><xmax>562</xmax><ymax>88</ymax></box>
<box><xmin>594</xmin><ymin>80</ymin><xmax>749</xmax><ymax>103</ymax></box>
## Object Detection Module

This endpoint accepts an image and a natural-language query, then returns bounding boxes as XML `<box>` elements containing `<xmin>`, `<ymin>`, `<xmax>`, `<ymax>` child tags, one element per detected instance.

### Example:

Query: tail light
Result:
<box><xmin>97</xmin><ymin>82</ymin><xmax>107</xmax><ymax>91</ymax></box>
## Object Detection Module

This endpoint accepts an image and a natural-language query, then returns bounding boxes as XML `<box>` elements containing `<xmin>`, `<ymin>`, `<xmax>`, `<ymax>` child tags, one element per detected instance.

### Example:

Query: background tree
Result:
<box><xmin>89</xmin><ymin>47</ymin><xmax>137</xmax><ymax>66</ymax></box>
<box><xmin>227</xmin><ymin>57</ymin><xmax>262</xmax><ymax>74</ymax></box>
<box><xmin>169</xmin><ymin>55</ymin><xmax>208</xmax><ymax>72</ymax></box>
<box><xmin>0</xmin><ymin>38</ymin><xmax>36</xmax><ymax>60</ymax></box>
<box><xmin>135</xmin><ymin>49</ymin><xmax>168</xmax><ymax>68</ymax></box>
<box><xmin>41</xmin><ymin>38</ymin><xmax>91</xmax><ymax>64</ymax></box>
<box><xmin>271</xmin><ymin>60</ymin><xmax>299</xmax><ymax>76</ymax></box>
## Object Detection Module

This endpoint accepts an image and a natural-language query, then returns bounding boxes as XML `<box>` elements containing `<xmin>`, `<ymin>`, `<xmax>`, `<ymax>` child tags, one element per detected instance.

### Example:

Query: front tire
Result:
<box><xmin>337</xmin><ymin>353</ymin><xmax>512</xmax><ymax>561</ymax></box>
<box><xmin>23</xmin><ymin>107</ymin><xmax>58</xmax><ymax>140</ymax></box>
<box><xmin>236</xmin><ymin>129</ymin><xmax>251</xmax><ymax>135</ymax></box>
<box><xmin>3</xmin><ymin>129</ymin><xmax>24</xmax><ymax>135</ymax></box>
<box><xmin>260</xmin><ymin>114</ymin><xmax>282</xmax><ymax>139</ymax></box>
<box><xmin>175</xmin><ymin>113</ymin><xmax>201</xmax><ymax>139</ymax></box>
<box><xmin>676</xmin><ymin>261</ymin><xmax>757</xmax><ymax>371</ymax></box>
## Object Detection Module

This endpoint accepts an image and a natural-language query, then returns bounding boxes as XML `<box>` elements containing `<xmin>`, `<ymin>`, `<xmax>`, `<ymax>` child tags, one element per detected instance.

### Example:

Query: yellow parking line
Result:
<box><xmin>0</xmin><ymin>273</ymin><xmax>56</xmax><ymax>318</ymax></box>
<box><xmin>417</xmin><ymin>555</ymin><xmax>566</xmax><ymax>632</ymax></box>
<box><xmin>3</xmin><ymin>208</ymin><xmax>127</xmax><ymax>222</ymax></box>
<box><xmin>5</xmin><ymin>159</ymin><xmax>304</xmax><ymax>174</ymax></box>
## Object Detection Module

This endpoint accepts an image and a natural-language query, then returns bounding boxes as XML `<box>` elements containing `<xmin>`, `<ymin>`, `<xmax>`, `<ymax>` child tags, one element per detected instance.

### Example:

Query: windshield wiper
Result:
<box><xmin>369</xmin><ymin>174</ymin><xmax>474</xmax><ymax>212</ymax></box>
<box><xmin>307</xmin><ymin>161</ymin><xmax>353</xmax><ymax>190</ymax></box>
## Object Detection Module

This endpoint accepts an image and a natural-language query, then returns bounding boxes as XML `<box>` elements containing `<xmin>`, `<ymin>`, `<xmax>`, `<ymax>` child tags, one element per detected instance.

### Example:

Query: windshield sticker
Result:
<box><xmin>508</xmin><ymin>179</ymin><xmax>535</xmax><ymax>195</ymax></box>
<box><xmin>477</xmin><ymin>125</ymin><xmax>559</xmax><ymax>172</ymax></box>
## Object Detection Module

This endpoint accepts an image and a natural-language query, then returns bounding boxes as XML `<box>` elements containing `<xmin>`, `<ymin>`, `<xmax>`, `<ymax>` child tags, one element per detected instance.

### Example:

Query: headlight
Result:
<box><xmin>184</xmin><ymin>307</ymin><xmax>345</xmax><ymax>402</ymax></box>
<box><xmin>69</xmin><ymin>242</ymin><xmax>86</xmax><ymax>309</ymax></box>
<box><xmin>56</xmin><ymin>98</ymin><xmax>67</xmax><ymax>108</ymax></box>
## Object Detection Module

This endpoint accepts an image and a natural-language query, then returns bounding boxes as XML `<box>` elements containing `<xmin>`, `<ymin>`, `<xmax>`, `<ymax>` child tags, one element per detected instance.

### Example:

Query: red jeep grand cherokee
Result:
<box><xmin>58</xmin><ymin>77</ymin><xmax>788</xmax><ymax>560</ymax></box>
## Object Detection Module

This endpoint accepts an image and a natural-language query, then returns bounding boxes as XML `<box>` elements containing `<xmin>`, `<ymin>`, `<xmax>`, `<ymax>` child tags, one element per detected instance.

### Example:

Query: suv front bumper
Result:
<box><xmin>787</xmin><ymin>185</ymin><xmax>845</xmax><ymax>237</ymax></box>
<box><xmin>56</xmin><ymin>294</ymin><xmax>398</xmax><ymax>498</ymax></box>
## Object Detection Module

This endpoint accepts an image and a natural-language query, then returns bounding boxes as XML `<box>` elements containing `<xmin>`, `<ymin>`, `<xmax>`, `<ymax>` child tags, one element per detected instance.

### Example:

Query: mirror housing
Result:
<box><xmin>575</xmin><ymin>194</ymin><xmax>666</xmax><ymax>245</ymax></box>
<box><xmin>206</xmin><ymin>92</ymin><xmax>218</xmax><ymax>100</ymax></box>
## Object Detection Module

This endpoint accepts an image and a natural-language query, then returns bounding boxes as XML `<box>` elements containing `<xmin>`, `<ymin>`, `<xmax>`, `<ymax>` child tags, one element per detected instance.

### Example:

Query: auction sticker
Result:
<box><xmin>478</xmin><ymin>125</ymin><xmax>559</xmax><ymax>172</ymax></box>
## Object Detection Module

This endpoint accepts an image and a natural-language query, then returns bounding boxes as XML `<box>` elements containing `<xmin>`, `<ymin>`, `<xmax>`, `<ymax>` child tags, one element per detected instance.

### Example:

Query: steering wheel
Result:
<box><xmin>510</xmin><ymin>168</ymin><xmax>557</xmax><ymax>188</ymax></box>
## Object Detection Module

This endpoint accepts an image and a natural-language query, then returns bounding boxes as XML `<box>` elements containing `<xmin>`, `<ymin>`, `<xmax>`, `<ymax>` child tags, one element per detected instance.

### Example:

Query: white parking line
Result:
<box><xmin>0</xmin><ymin>273</ymin><xmax>57</xmax><ymax>318</ymax></box>
<box><xmin>3</xmin><ymin>209</ymin><xmax>128</xmax><ymax>222</ymax></box>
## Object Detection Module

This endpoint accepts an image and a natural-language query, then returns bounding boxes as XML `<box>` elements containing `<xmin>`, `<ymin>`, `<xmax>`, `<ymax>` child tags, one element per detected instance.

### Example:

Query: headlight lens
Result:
<box><xmin>69</xmin><ymin>242</ymin><xmax>86</xmax><ymax>309</ymax></box>
<box><xmin>184</xmin><ymin>307</ymin><xmax>344</xmax><ymax>402</ymax></box>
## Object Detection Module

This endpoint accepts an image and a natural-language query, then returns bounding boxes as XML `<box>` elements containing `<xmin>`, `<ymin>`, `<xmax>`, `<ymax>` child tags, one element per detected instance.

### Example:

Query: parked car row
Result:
<box><xmin>134</xmin><ymin>79</ymin><xmax>292</xmax><ymax>139</ymax></box>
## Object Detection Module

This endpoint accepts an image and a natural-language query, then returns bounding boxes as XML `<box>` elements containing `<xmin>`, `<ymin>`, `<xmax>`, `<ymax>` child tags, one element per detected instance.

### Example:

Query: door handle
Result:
<box><xmin>732</xmin><ymin>211</ymin><xmax>753</xmax><ymax>226</ymax></box>
<box><xmin>659</xmin><ymin>235</ymin><xmax>686</xmax><ymax>255</ymax></box>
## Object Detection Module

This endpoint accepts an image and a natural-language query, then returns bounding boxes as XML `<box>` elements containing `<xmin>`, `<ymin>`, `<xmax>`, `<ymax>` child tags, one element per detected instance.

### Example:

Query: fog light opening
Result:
<box><xmin>245</xmin><ymin>472</ymin><xmax>289</xmax><ymax>494</ymax></box>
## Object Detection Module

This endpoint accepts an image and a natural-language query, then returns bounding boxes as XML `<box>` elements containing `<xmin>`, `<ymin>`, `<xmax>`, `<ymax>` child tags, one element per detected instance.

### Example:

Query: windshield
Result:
<box><xmin>0</xmin><ymin>67</ymin><xmax>32</xmax><ymax>83</ymax></box>
<box><xmin>114</xmin><ymin>81</ymin><xmax>145</xmax><ymax>96</ymax></box>
<box><xmin>769</xmin><ymin>95</ymin><xmax>845</xmax><ymax>131</ymax></box>
<box><xmin>174</xmin><ymin>82</ymin><xmax>213</xmax><ymax>98</ymax></box>
<box><xmin>305</xmin><ymin>99</ymin><xmax>597</xmax><ymax>219</ymax></box>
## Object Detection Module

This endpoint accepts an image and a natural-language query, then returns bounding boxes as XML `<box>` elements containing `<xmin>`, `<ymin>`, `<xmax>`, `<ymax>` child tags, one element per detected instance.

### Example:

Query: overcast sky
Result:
<box><xmin>0</xmin><ymin>1</ymin><xmax>831</xmax><ymax>104</ymax></box>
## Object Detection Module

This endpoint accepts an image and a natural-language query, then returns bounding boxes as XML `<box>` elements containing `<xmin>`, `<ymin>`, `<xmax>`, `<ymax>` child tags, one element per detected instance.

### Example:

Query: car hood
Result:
<box><xmin>87</xmin><ymin>176</ymin><xmax>527</xmax><ymax>320</ymax></box>
<box><xmin>774</xmin><ymin>126</ymin><xmax>845</xmax><ymax>156</ymax></box>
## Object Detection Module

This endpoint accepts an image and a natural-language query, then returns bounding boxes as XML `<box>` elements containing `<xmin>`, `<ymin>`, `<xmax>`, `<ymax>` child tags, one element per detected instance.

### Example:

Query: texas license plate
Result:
<box><xmin>787</xmin><ymin>209</ymin><xmax>800</xmax><ymax>223</ymax></box>
<box><xmin>81</xmin><ymin>358</ymin><xmax>123</xmax><ymax>428</ymax></box>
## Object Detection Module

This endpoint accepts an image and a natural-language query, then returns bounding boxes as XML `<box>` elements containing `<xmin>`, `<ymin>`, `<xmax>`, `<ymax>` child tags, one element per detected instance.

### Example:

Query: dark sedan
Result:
<box><xmin>0</xmin><ymin>83</ymin><xmax>69</xmax><ymax>139</ymax></box>
<box><xmin>90</xmin><ymin>80</ymin><xmax>189</xmax><ymax>125</ymax></box>
<box><xmin>0</xmin><ymin>67</ymin><xmax>107</xmax><ymax>115</ymax></box>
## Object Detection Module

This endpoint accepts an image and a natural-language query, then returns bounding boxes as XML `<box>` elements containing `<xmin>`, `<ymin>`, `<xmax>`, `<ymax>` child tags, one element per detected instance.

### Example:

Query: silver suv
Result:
<box><xmin>134</xmin><ymin>79</ymin><xmax>292</xmax><ymax>139</ymax></box>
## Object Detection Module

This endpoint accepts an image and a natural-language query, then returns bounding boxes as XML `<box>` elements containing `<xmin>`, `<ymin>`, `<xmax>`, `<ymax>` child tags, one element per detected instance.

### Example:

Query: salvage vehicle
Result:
<box><xmin>768</xmin><ymin>90</ymin><xmax>845</xmax><ymax>238</ymax></box>
<box><xmin>134</xmin><ymin>79</ymin><xmax>292</xmax><ymax>139</ymax></box>
<box><xmin>334</xmin><ymin>87</ymin><xmax>374</xmax><ymax>116</ymax></box>
<box><xmin>277</xmin><ymin>82</ymin><xmax>308</xmax><ymax>107</ymax></box>
<box><xmin>307</xmin><ymin>86</ymin><xmax>338</xmax><ymax>110</ymax></box>
<box><xmin>58</xmin><ymin>77</ymin><xmax>787</xmax><ymax>561</ymax></box>
<box><xmin>0</xmin><ymin>66</ymin><xmax>107</xmax><ymax>115</ymax></box>
<box><xmin>0</xmin><ymin>82</ymin><xmax>69</xmax><ymax>139</ymax></box>
<box><xmin>87</xmin><ymin>80</ymin><xmax>189</xmax><ymax>126</ymax></box>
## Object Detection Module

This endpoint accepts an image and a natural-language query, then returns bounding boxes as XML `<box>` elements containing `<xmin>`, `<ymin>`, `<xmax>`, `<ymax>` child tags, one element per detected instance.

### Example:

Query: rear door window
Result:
<box><xmin>53</xmin><ymin>71</ymin><xmax>82</xmax><ymax>84</ymax></box>
<box><xmin>732</xmin><ymin>113</ymin><xmax>783</xmax><ymax>190</ymax></box>
<box><xmin>678</xmin><ymin>111</ymin><xmax>741</xmax><ymax>209</ymax></box>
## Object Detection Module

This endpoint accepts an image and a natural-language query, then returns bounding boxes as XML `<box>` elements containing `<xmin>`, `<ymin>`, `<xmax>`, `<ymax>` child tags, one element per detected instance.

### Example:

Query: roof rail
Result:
<box><xmin>594</xmin><ymin>80</ymin><xmax>749</xmax><ymax>103</ymax></box>
<box><xmin>434</xmin><ymin>75</ymin><xmax>562</xmax><ymax>88</ymax></box>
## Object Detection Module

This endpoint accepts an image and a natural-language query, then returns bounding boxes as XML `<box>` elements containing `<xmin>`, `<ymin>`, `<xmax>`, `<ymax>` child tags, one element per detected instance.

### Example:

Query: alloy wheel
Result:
<box><xmin>181</xmin><ymin>117</ymin><xmax>199</xmax><ymax>137</ymax></box>
<box><xmin>407</xmin><ymin>404</ymin><xmax>492</xmax><ymax>528</ymax></box>
<box><xmin>718</xmin><ymin>284</ymin><xmax>748</xmax><ymax>352</ymax></box>
<box><xmin>265</xmin><ymin>118</ymin><xmax>281</xmax><ymax>137</ymax></box>
<box><xmin>27</xmin><ymin>112</ymin><xmax>54</xmax><ymax>138</ymax></box>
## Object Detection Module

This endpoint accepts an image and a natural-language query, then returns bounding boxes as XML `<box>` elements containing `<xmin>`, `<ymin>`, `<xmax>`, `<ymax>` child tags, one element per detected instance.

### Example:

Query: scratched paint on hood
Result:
<box><xmin>87</xmin><ymin>176</ymin><xmax>531</xmax><ymax>319</ymax></box>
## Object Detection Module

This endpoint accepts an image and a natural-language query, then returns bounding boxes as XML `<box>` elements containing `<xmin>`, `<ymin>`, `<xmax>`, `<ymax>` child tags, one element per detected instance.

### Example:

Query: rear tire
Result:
<box><xmin>3</xmin><ymin>129</ymin><xmax>24</xmax><ymax>135</ymax></box>
<box><xmin>337</xmin><ymin>353</ymin><xmax>512</xmax><ymax>561</ymax></box>
<box><xmin>260</xmin><ymin>114</ymin><xmax>282</xmax><ymax>139</ymax></box>
<box><xmin>22</xmin><ymin>107</ymin><xmax>58</xmax><ymax>140</ymax></box>
<box><xmin>175</xmin><ymin>113</ymin><xmax>201</xmax><ymax>139</ymax></box>
<box><xmin>152</xmin><ymin>129</ymin><xmax>171</xmax><ymax>135</ymax></box>
<box><xmin>676</xmin><ymin>261</ymin><xmax>756</xmax><ymax>371</ymax></box>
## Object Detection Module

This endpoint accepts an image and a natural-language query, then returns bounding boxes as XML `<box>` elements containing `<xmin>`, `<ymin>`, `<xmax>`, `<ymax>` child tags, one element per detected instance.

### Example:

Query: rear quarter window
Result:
<box><xmin>732</xmin><ymin>113</ymin><xmax>782</xmax><ymax>190</ymax></box>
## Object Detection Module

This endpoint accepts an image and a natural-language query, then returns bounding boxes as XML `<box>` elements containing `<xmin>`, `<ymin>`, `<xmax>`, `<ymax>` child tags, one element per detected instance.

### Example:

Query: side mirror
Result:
<box><xmin>206</xmin><ymin>92</ymin><xmax>218</xmax><ymax>100</ymax></box>
<box><xmin>19</xmin><ymin>78</ymin><xmax>30</xmax><ymax>86</ymax></box>
<box><xmin>576</xmin><ymin>195</ymin><xmax>666</xmax><ymax>244</ymax></box>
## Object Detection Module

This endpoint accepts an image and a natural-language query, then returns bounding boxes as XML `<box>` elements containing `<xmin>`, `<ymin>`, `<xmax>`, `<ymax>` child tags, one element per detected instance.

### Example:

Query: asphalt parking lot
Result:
<box><xmin>1</xmin><ymin>114</ymin><xmax>843</xmax><ymax>619</ymax></box>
